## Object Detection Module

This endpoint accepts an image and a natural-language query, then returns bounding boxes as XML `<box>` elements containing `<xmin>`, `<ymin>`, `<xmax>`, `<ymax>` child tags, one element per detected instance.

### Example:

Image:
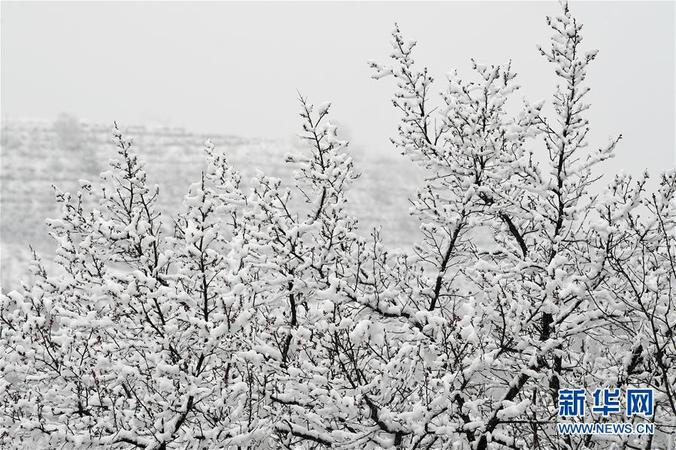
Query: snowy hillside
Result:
<box><xmin>0</xmin><ymin>118</ymin><xmax>421</xmax><ymax>290</ymax></box>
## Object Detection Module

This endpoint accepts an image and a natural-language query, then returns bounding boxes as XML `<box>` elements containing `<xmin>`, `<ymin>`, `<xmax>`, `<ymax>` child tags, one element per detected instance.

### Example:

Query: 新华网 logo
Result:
<box><xmin>557</xmin><ymin>388</ymin><xmax>655</xmax><ymax>435</ymax></box>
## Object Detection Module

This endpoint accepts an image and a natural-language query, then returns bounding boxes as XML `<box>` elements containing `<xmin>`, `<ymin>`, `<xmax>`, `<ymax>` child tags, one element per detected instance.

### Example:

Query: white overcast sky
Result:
<box><xmin>1</xmin><ymin>1</ymin><xmax>674</xmax><ymax>176</ymax></box>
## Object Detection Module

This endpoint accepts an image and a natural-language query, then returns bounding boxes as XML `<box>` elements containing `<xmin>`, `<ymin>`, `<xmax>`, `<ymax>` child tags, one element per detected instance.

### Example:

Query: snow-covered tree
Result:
<box><xmin>0</xmin><ymin>127</ymin><xmax>256</xmax><ymax>448</ymax></box>
<box><xmin>363</xmin><ymin>4</ymin><xmax>674</xmax><ymax>449</ymax></box>
<box><xmin>1</xmin><ymin>3</ymin><xmax>673</xmax><ymax>450</ymax></box>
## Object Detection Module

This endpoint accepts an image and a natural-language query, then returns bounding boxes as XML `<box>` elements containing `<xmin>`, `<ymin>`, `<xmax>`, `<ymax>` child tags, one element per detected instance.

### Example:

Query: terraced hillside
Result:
<box><xmin>1</xmin><ymin>118</ymin><xmax>422</xmax><ymax>290</ymax></box>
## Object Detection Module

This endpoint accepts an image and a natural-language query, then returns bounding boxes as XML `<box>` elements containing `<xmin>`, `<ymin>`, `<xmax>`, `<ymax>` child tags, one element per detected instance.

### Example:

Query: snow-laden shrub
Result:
<box><xmin>1</xmin><ymin>4</ymin><xmax>674</xmax><ymax>449</ymax></box>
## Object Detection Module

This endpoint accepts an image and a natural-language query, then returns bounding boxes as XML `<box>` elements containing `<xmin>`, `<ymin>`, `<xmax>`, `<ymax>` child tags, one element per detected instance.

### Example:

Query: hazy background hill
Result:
<box><xmin>0</xmin><ymin>116</ymin><xmax>422</xmax><ymax>291</ymax></box>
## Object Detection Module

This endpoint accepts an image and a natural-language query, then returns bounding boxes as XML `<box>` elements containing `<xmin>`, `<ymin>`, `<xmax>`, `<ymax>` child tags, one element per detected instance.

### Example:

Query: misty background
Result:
<box><xmin>1</xmin><ymin>1</ymin><xmax>674</xmax><ymax>289</ymax></box>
